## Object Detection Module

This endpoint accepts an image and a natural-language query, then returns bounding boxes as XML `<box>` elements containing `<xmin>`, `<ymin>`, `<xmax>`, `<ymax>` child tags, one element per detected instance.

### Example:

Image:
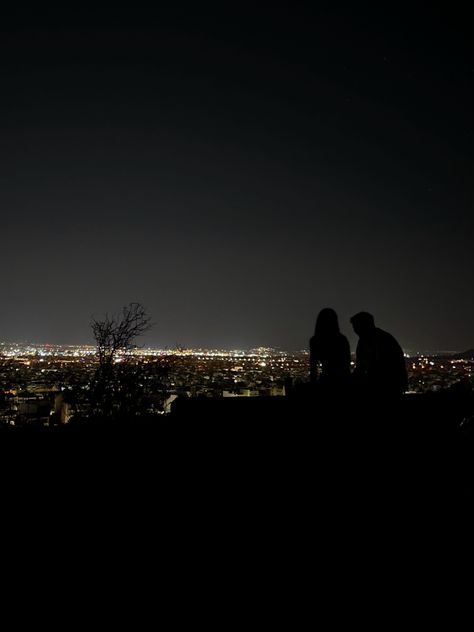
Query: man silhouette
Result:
<box><xmin>350</xmin><ymin>312</ymin><xmax>408</xmax><ymax>397</ymax></box>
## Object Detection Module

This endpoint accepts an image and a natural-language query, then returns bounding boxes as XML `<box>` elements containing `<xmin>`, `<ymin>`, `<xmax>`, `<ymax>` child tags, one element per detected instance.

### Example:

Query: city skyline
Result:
<box><xmin>1</xmin><ymin>6</ymin><xmax>472</xmax><ymax>351</ymax></box>
<box><xmin>1</xmin><ymin>338</ymin><xmax>471</xmax><ymax>357</ymax></box>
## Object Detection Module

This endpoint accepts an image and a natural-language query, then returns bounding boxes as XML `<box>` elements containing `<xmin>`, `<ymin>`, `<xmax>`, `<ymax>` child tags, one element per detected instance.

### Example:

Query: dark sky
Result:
<box><xmin>0</xmin><ymin>5</ymin><xmax>472</xmax><ymax>351</ymax></box>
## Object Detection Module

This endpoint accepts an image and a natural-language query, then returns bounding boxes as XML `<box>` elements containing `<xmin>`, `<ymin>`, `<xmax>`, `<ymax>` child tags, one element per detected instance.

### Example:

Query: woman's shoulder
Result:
<box><xmin>337</xmin><ymin>333</ymin><xmax>350</xmax><ymax>348</ymax></box>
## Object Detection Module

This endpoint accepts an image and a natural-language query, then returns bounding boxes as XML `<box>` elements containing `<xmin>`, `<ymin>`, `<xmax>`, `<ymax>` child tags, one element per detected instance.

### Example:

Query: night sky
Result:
<box><xmin>0</xmin><ymin>5</ymin><xmax>472</xmax><ymax>351</ymax></box>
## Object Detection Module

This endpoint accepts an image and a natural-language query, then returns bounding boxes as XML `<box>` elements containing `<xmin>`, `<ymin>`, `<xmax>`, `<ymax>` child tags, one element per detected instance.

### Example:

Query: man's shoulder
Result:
<box><xmin>376</xmin><ymin>328</ymin><xmax>402</xmax><ymax>348</ymax></box>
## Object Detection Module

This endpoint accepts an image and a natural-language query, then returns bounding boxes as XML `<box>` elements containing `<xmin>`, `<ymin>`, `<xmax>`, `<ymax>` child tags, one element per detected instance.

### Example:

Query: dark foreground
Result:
<box><xmin>1</xmin><ymin>388</ymin><xmax>471</xmax><ymax>601</ymax></box>
<box><xmin>1</xmin><ymin>389</ymin><xmax>472</xmax><ymax>505</ymax></box>
<box><xmin>1</xmin><ymin>391</ymin><xmax>469</xmax><ymax>624</ymax></box>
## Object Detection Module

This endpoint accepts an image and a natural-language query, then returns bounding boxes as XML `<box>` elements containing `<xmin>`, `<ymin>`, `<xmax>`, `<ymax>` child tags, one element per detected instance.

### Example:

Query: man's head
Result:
<box><xmin>350</xmin><ymin>311</ymin><xmax>376</xmax><ymax>337</ymax></box>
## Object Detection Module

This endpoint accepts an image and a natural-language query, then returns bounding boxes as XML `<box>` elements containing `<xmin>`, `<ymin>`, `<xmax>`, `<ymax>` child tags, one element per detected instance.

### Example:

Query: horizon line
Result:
<box><xmin>0</xmin><ymin>339</ymin><xmax>470</xmax><ymax>357</ymax></box>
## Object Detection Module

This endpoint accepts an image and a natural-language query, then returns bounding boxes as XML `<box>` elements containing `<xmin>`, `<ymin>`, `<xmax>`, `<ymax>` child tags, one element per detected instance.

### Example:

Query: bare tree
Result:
<box><xmin>89</xmin><ymin>303</ymin><xmax>152</xmax><ymax>418</ymax></box>
<box><xmin>91</xmin><ymin>302</ymin><xmax>152</xmax><ymax>367</ymax></box>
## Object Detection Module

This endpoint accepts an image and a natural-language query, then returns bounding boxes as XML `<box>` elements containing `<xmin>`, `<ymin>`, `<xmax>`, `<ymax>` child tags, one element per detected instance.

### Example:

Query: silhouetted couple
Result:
<box><xmin>310</xmin><ymin>308</ymin><xmax>408</xmax><ymax>399</ymax></box>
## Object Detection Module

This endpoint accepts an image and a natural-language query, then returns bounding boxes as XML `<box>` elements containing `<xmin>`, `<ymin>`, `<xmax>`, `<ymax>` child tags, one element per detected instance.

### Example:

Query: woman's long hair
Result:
<box><xmin>314</xmin><ymin>307</ymin><xmax>340</xmax><ymax>339</ymax></box>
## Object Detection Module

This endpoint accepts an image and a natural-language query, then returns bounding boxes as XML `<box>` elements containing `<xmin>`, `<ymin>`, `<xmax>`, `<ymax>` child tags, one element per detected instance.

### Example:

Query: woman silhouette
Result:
<box><xmin>310</xmin><ymin>308</ymin><xmax>351</xmax><ymax>392</ymax></box>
